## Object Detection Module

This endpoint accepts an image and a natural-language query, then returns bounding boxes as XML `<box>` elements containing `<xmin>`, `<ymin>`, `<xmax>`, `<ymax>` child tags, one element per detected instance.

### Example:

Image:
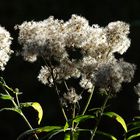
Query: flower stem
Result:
<box><xmin>75</xmin><ymin>86</ymin><xmax>95</xmax><ymax>129</ymax></box>
<box><xmin>0</xmin><ymin>81</ymin><xmax>18</xmax><ymax>108</ymax></box>
<box><xmin>70</xmin><ymin>104</ymin><xmax>76</xmax><ymax>140</ymax></box>
<box><xmin>82</xmin><ymin>87</ymin><xmax>95</xmax><ymax>115</ymax></box>
<box><xmin>50</xmin><ymin>66</ymin><xmax>68</xmax><ymax>122</ymax></box>
<box><xmin>20</xmin><ymin>112</ymin><xmax>39</xmax><ymax>140</ymax></box>
<box><xmin>90</xmin><ymin>94</ymin><xmax>110</xmax><ymax>140</ymax></box>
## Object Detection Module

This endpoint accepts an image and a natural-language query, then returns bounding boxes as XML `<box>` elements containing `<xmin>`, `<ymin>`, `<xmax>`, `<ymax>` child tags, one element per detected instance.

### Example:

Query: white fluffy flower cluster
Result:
<box><xmin>62</xmin><ymin>88</ymin><xmax>82</xmax><ymax>105</ymax></box>
<box><xmin>16</xmin><ymin>15</ymin><xmax>135</xmax><ymax>92</ymax></box>
<box><xmin>92</xmin><ymin>59</ymin><xmax>135</xmax><ymax>92</ymax></box>
<box><xmin>0</xmin><ymin>26</ymin><xmax>13</xmax><ymax>71</ymax></box>
<box><xmin>15</xmin><ymin>17</ymin><xmax>66</xmax><ymax>62</ymax></box>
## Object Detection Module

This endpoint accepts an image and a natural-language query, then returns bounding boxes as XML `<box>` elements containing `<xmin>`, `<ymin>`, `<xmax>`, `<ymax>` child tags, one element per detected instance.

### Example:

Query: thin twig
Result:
<box><xmin>0</xmin><ymin>81</ymin><xmax>39</xmax><ymax>140</ymax></box>
<box><xmin>49</xmin><ymin>65</ymin><xmax>68</xmax><ymax>122</ymax></box>
<box><xmin>90</xmin><ymin>94</ymin><xmax>110</xmax><ymax>140</ymax></box>
<box><xmin>75</xmin><ymin>86</ymin><xmax>95</xmax><ymax>129</ymax></box>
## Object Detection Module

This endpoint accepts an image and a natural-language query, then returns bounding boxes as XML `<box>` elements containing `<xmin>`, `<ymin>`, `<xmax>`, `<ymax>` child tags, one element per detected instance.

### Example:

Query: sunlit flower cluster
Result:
<box><xmin>16</xmin><ymin>14</ymin><xmax>135</xmax><ymax>93</ymax></box>
<box><xmin>0</xmin><ymin>26</ymin><xmax>13</xmax><ymax>71</ymax></box>
<box><xmin>92</xmin><ymin>59</ymin><xmax>135</xmax><ymax>92</ymax></box>
<box><xmin>62</xmin><ymin>88</ymin><xmax>82</xmax><ymax>105</ymax></box>
<box><xmin>15</xmin><ymin>17</ymin><xmax>66</xmax><ymax>62</ymax></box>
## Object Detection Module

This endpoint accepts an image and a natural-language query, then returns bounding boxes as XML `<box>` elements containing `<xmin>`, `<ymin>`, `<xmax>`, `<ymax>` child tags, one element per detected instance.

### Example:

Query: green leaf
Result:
<box><xmin>88</xmin><ymin>107</ymin><xmax>101</xmax><ymax>112</ymax></box>
<box><xmin>36</xmin><ymin>126</ymin><xmax>63</xmax><ymax>133</ymax></box>
<box><xmin>0</xmin><ymin>93</ymin><xmax>12</xmax><ymax>100</ymax></box>
<box><xmin>64</xmin><ymin>133</ymin><xmax>70</xmax><ymax>140</ymax></box>
<box><xmin>64</xmin><ymin>121</ymin><xmax>69</xmax><ymax>132</ymax></box>
<box><xmin>32</xmin><ymin>102</ymin><xmax>43</xmax><ymax>125</ymax></box>
<box><xmin>73</xmin><ymin>115</ymin><xmax>95</xmax><ymax>123</ymax></box>
<box><xmin>127</xmin><ymin>126</ymin><xmax>140</xmax><ymax>134</ymax></box>
<box><xmin>103</xmin><ymin>112</ymin><xmax>127</xmax><ymax>132</ymax></box>
<box><xmin>0</xmin><ymin>107</ymin><xmax>21</xmax><ymax>114</ymax></box>
<box><xmin>96</xmin><ymin>131</ymin><xmax>117</xmax><ymax>140</ymax></box>
<box><xmin>73</xmin><ymin>132</ymin><xmax>79</xmax><ymax>140</ymax></box>
<box><xmin>47</xmin><ymin>128</ymin><xmax>64</xmax><ymax>140</ymax></box>
<box><xmin>64</xmin><ymin>132</ymin><xmax>79</xmax><ymax>140</ymax></box>
<box><xmin>128</xmin><ymin>121</ymin><xmax>140</xmax><ymax>127</ymax></box>
<box><xmin>20</xmin><ymin>102</ymin><xmax>43</xmax><ymax>125</ymax></box>
<box><xmin>17</xmin><ymin>126</ymin><xmax>63</xmax><ymax>140</ymax></box>
<box><xmin>134</xmin><ymin>116</ymin><xmax>140</xmax><ymax>120</ymax></box>
<box><xmin>127</xmin><ymin>133</ymin><xmax>140</xmax><ymax>140</ymax></box>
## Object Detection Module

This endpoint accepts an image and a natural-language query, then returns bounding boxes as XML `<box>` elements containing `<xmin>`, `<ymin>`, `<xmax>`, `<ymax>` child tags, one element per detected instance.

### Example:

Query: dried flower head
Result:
<box><xmin>15</xmin><ymin>17</ymin><xmax>66</xmax><ymax>63</ymax></box>
<box><xmin>63</xmin><ymin>88</ymin><xmax>82</xmax><ymax>104</ymax></box>
<box><xmin>38</xmin><ymin>59</ymin><xmax>81</xmax><ymax>86</ymax></box>
<box><xmin>106</xmin><ymin>21</ymin><xmax>130</xmax><ymax>55</ymax></box>
<box><xmin>92</xmin><ymin>59</ymin><xmax>135</xmax><ymax>92</ymax></box>
<box><xmin>64</xmin><ymin>14</ymin><xmax>91</xmax><ymax>48</ymax></box>
<box><xmin>37</xmin><ymin>66</ymin><xmax>53</xmax><ymax>86</ymax></box>
<box><xmin>79</xmin><ymin>76</ymin><xmax>93</xmax><ymax>90</ymax></box>
<box><xmin>0</xmin><ymin>26</ymin><xmax>13</xmax><ymax>70</ymax></box>
<box><xmin>16</xmin><ymin>15</ymin><xmax>135</xmax><ymax>93</ymax></box>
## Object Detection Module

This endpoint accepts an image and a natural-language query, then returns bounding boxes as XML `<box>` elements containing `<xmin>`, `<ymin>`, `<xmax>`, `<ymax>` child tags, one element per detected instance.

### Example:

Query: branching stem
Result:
<box><xmin>0</xmin><ymin>81</ymin><xmax>39</xmax><ymax>140</ymax></box>
<box><xmin>90</xmin><ymin>94</ymin><xmax>110</xmax><ymax>140</ymax></box>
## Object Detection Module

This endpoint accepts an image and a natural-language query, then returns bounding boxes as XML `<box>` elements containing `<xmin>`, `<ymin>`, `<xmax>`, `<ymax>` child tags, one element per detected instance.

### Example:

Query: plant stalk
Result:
<box><xmin>70</xmin><ymin>104</ymin><xmax>76</xmax><ymax>140</ymax></box>
<box><xmin>75</xmin><ymin>86</ymin><xmax>95</xmax><ymax>129</ymax></box>
<box><xmin>20</xmin><ymin>112</ymin><xmax>39</xmax><ymax>140</ymax></box>
<box><xmin>0</xmin><ymin>82</ymin><xmax>39</xmax><ymax>140</ymax></box>
<box><xmin>50</xmin><ymin>66</ymin><xmax>68</xmax><ymax>122</ymax></box>
<box><xmin>90</xmin><ymin>94</ymin><xmax>110</xmax><ymax>140</ymax></box>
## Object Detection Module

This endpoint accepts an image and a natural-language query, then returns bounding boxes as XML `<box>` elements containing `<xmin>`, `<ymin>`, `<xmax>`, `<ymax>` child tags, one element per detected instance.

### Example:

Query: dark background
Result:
<box><xmin>0</xmin><ymin>0</ymin><xmax>140</xmax><ymax>139</ymax></box>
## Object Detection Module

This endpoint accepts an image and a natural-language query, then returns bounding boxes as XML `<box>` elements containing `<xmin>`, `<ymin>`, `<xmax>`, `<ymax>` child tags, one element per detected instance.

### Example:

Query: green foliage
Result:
<box><xmin>17</xmin><ymin>126</ymin><xmax>63</xmax><ymax>140</ymax></box>
<box><xmin>103</xmin><ymin>112</ymin><xmax>127</xmax><ymax>132</ymax></box>
<box><xmin>96</xmin><ymin>131</ymin><xmax>117</xmax><ymax>140</ymax></box>
<box><xmin>20</xmin><ymin>102</ymin><xmax>43</xmax><ymax>124</ymax></box>
<box><xmin>134</xmin><ymin>116</ymin><xmax>140</xmax><ymax>120</ymax></box>
<box><xmin>64</xmin><ymin>132</ymin><xmax>79</xmax><ymax>140</ymax></box>
<box><xmin>0</xmin><ymin>93</ymin><xmax>12</xmax><ymax>100</ymax></box>
<box><xmin>64</xmin><ymin>133</ymin><xmax>70</xmax><ymax>140</ymax></box>
<box><xmin>0</xmin><ymin>79</ymin><xmax>130</xmax><ymax>140</ymax></box>
<box><xmin>0</xmin><ymin>107</ymin><xmax>21</xmax><ymax>114</ymax></box>
<box><xmin>127</xmin><ymin>133</ymin><xmax>140</xmax><ymax>140</ymax></box>
<box><xmin>125</xmin><ymin>116</ymin><xmax>140</xmax><ymax>140</ymax></box>
<box><xmin>64</xmin><ymin>121</ymin><xmax>69</xmax><ymax>132</ymax></box>
<box><xmin>73</xmin><ymin>115</ymin><xmax>95</xmax><ymax>123</ymax></box>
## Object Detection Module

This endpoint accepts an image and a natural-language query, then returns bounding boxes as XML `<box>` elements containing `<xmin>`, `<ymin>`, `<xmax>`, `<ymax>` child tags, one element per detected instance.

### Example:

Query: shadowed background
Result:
<box><xmin>0</xmin><ymin>0</ymin><xmax>140</xmax><ymax>139</ymax></box>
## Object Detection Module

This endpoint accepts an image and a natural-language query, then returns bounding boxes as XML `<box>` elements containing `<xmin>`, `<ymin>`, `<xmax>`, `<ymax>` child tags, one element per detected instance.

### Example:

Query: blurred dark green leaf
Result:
<box><xmin>0</xmin><ymin>107</ymin><xmax>21</xmax><ymax>114</ymax></box>
<box><xmin>73</xmin><ymin>115</ymin><xmax>95</xmax><ymax>123</ymax></box>
<box><xmin>64</xmin><ymin>133</ymin><xmax>70</xmax><ymax>140</ymax></box>
<box><xmin>127</xmin><ymin>133</ymin><xmax>140</xmax><ymax>140</ymax></box>
<box><xmin>17</xmin><ymin>126</ymin><xmax>63</xmax><ymax>140</ymax></box>
<box><xmin>0</xmin><ymin>93</ymin><xmax>12</xmax><ymax>100</ymax></box>
<box><xmin>96</xmin><ymin>131</ymin><xmax>117</xmax><ymax>140</ymax></box>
